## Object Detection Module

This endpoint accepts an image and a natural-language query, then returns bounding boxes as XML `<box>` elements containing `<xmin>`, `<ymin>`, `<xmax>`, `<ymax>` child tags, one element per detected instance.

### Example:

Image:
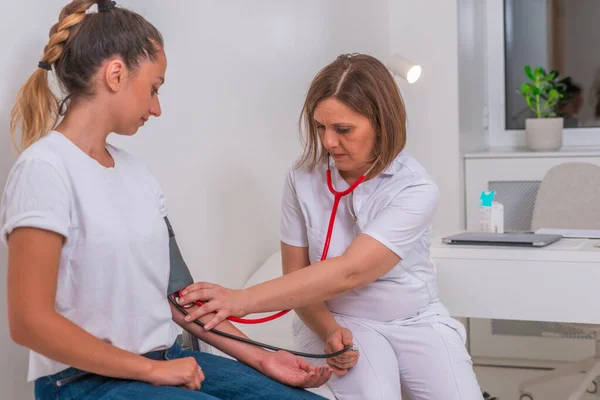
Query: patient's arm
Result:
<box><xmin>165</xmin><ymin>218</ymin><xmax>330</xmax><ymax>387</ymax></box>
<box><xmin>170</xmin><ymin>300</ymin><xmax>267</xmax><ymax>366</ymax></box>
<box><xmin>165</xmin><ymin>217</ymin><xmax>271</xmax><ymax>368</ymax></box>
<box><xmin>169</xmin><ymin>302</ymin><xmax>331</xmax><ymax>388</ymax></box>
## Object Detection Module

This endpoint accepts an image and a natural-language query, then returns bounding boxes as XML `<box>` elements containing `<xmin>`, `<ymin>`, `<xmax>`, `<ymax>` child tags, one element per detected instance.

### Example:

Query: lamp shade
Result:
<box><xmin>388</xmin><ymin>54</ymin><xmax>421</xmax><ymax>84</ymax></box>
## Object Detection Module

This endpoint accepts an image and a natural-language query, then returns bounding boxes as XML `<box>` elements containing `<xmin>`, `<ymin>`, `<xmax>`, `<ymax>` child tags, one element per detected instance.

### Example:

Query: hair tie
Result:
<box><xmin>38</xmin><ymin>61</ymin><xmax>52</xmax><ymax>71</ymax></box>
<box><xmin>98</xmin><ymin>1</ymin><xmax>117</xmax><ymax>12</ymax></box>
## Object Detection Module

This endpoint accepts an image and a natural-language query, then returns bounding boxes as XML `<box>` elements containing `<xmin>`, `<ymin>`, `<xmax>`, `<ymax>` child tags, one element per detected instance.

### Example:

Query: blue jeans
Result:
<box><xmin>34</xmin><ymin>343</ymin><xmax>326</xmax><ymax>400</ymax></box>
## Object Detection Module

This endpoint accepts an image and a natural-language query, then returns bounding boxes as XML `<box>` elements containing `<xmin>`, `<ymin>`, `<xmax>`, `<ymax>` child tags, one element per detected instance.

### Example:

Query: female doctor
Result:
<box><xmin>178</xmin><ymin>54</ymin><xmax>483</xmax><ymax>399</ymax></box>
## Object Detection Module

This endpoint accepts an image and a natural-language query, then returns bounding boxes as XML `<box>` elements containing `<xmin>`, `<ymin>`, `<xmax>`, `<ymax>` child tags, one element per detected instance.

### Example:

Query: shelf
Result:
<box><xmin>464</xmin><ymin>146</ymin><xmax>600</xmax><ymax>159</ymax></box>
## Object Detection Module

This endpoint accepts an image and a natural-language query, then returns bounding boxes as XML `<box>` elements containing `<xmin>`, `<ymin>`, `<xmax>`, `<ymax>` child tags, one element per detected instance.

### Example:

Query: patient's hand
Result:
<box><xmin>325</xmin><ymin>326</ymin><xmax>359</xmax><ymax>376</ymax></box>
<box><xmin>259</xmin><ymin>350</ymin><xmax>332</xmax><ymax>388</ymax></box>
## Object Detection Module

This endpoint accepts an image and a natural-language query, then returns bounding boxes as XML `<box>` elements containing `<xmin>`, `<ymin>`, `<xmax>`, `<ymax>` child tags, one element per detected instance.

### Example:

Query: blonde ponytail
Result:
<box><xmin>9</xmin><ymin>1</ymin><xmax>96</xmax><ymax>153</ymax></box>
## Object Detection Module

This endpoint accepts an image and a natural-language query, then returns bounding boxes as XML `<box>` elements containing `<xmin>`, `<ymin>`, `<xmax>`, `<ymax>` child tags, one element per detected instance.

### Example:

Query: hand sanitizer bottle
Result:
<box><xmin>479</xmin><ymin>191</ymin><xmax>504</xmax><ymax>234</ymax></box>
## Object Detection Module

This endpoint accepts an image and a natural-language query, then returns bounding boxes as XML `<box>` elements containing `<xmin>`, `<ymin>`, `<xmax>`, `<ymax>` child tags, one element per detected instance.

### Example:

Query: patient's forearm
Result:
<box><xmin>296</xmin><ymin>303</ymin><xmax>340</xmax><ymax>342</ymax></box>
<box><xmin>170</xmin><ymin>303</ymin><xmax>267</xmax><ymax>371</ymax></box>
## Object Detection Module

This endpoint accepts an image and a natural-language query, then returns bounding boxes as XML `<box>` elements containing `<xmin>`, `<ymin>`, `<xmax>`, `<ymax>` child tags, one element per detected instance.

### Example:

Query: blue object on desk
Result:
<box><xmin>480</xmin><ymin>191</ymin><xmax>495</xmax><ymax>207</ymax></box>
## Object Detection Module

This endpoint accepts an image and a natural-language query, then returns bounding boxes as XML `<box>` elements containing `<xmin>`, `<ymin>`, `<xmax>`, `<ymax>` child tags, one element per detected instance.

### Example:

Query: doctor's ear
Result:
<box><xmin>104</xmin><ymin>59</ymin><xmax>128</xmax><ymax>92</ymax></box>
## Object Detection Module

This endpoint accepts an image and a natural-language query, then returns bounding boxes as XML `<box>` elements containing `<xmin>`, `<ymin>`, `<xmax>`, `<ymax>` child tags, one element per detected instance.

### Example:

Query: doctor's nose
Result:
<box><xmin>322</xmin><ymin>129</ymin><xmax>339</xmax><ymax>149</ymax></box>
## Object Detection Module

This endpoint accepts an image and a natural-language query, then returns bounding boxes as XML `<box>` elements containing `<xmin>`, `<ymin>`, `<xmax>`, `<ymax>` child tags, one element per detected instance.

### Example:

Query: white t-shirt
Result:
<box><xmin>0</xmin><ymin>131</ymin><xmax>179</xmax><ymax>381</ymax></box>
<box><xmin>280</xmin><ymin>152</ymin><xmax>441</xmax><ymax>322</ymax></box>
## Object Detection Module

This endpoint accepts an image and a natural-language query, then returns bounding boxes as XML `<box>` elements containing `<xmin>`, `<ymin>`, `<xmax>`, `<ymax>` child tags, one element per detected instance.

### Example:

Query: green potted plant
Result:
<box><xmin>517</xmin><ymin>65</ymin><xmax>565</xmax><ymax>151</ymax></box>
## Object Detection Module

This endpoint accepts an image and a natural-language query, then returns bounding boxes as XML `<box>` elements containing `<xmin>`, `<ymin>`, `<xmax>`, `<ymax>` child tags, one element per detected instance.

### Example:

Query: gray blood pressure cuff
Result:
<box><xmin>165</xmin><ymin>217</ymin><xmax>195</xmax><ymax>295</ymax></box>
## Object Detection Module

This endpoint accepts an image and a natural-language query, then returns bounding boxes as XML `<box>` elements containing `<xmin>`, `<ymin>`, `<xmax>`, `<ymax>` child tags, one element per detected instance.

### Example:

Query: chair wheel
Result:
<box><xmin>587</xmin><ymin>379</ymin><xmax>597</xmax><ymax>394</ymax></box>
<box><xmin>519</xmin><ymin>394</ymin><xmax>534</xmax><ymax>400</ymax></box>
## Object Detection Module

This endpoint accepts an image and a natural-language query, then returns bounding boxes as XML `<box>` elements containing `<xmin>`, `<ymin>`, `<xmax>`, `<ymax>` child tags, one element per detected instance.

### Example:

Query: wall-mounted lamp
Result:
<box><xmin>388</xmin><ymin>54</ymin><xmax>421</xmax><ymax>84</ymax></box>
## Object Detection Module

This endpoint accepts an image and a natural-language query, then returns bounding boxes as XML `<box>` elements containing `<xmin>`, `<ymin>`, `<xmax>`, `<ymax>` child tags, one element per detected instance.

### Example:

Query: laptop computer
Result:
<box><xmin>441</xmin><ymin>232</ymin><xmax>563</xmax><ymax>247</ymax></box>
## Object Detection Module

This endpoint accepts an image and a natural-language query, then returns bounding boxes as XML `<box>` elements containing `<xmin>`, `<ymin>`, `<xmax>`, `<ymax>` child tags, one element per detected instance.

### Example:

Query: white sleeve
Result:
<box><xmin>136</xmin><ymin>158</ymin><xmax>167</xmax><ymax>218</ymax></box>
<box><xmin>361</xmin><ymin>180</ymin><xmax>439</xmax><ymax>259</ymax></box>
<box><xmin>279</xmin><ymin>169</ymin><xmax>308</xmax><ymax>247</ymax></box>
<box><xmin>0</xmin><ymin>159</ymin><xmax>71</xmax><ymax>245</ymax></box>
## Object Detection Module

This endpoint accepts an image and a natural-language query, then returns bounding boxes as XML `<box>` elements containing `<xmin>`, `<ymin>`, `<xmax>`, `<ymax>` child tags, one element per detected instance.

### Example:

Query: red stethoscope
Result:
<box><xmin>179</xmin><ymin>157</ymin><xmax>374</xmax><ymax>324</ymax></box>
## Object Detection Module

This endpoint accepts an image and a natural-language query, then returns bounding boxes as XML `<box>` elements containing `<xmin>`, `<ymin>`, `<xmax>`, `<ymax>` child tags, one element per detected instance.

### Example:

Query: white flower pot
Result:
<box><xmin>525</xmin><ymin>117</ymin><xmax>563</xmax><ymax>151</ymax></box>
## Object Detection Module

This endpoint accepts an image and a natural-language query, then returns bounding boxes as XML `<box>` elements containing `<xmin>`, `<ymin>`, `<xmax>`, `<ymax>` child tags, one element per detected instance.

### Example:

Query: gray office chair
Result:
<box><xmin>519</xmin><ymin>162</ymin><xmax>600</xmax><ymax>400</ymax></box>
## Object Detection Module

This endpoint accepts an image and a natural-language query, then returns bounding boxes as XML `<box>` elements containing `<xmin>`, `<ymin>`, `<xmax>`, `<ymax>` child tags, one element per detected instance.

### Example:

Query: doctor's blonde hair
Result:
<box><xmin>297</xmin><ymin>53</ymin><xmax>407</xmax><ymax>177</ymax></box>
<box><xmin>9</xmin><ymin>0</ymin><xmax>163</xmax><ymax>153</ymax></box>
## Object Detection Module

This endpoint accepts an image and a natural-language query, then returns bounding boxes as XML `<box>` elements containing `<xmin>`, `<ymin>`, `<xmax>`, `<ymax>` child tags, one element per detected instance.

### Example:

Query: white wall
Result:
<box><xmin>458</xmin><ymin>0</ymin><xmax>488</xmax><ymax>154</ymax></box>
<box><xmin>457</xmin><ymin>0</ymin><xmax>489</xmax><ymax>228</ymax></box>
<box><xmin>110</xmin><ymin>0</ymin><xmax>389</xmax><ymax>288</ymax></box>
<box><xmin>0</xmin><ymin>1</ymin><xmax>389</xmax><ymax>398</ymax></box>
<box><xmin>388</xmin><ymin>0</ymin><xmax>462</xmax><ymax>234</ymax></box>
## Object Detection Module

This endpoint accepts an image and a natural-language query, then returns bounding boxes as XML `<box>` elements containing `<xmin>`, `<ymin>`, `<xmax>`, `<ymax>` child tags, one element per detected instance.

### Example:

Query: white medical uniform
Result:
<box><xmin>280</xmin><ymin>152</ymin><xmax>483</xmax><ymax>400</ymax></box>
<box><xmin>0</xmin><ymin>131</ymin><xmax>180</xmax><ymax>382</ymax></box>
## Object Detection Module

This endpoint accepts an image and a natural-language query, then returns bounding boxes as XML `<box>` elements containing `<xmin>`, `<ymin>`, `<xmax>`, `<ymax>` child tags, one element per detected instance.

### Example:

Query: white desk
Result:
<box><xmin>431</xmin><ymin>237</ymin><xmax>600</xmax><ymax>325</ymax></box>
<box><xmin>431</xmin><ymin>237</ymin><xmax>600</xmax><ymax>362</ymax></box>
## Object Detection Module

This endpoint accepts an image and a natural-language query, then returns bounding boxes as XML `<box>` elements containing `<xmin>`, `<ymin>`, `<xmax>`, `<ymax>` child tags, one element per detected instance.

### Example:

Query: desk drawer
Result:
<box><xmin>436</xmin><ymin>256</ymin><xmax>600</xmax><ymax>364</ymax></box>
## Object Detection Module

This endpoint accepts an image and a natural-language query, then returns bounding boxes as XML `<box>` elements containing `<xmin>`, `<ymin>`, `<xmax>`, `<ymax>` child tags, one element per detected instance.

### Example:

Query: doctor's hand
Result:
<box><xmin>259</xmin><ymin>350</ymin><xmax>332</xmax><ymax>388</ymax></box>
<box><xmin>325</xmin><ymin>326</ymin><xmax>360</xmax><ymax>376</ymax></box>
<box><xmin>177</xmin><ymin>282</ymin><xmax>247</xmax><ymax>330</ymax></box>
